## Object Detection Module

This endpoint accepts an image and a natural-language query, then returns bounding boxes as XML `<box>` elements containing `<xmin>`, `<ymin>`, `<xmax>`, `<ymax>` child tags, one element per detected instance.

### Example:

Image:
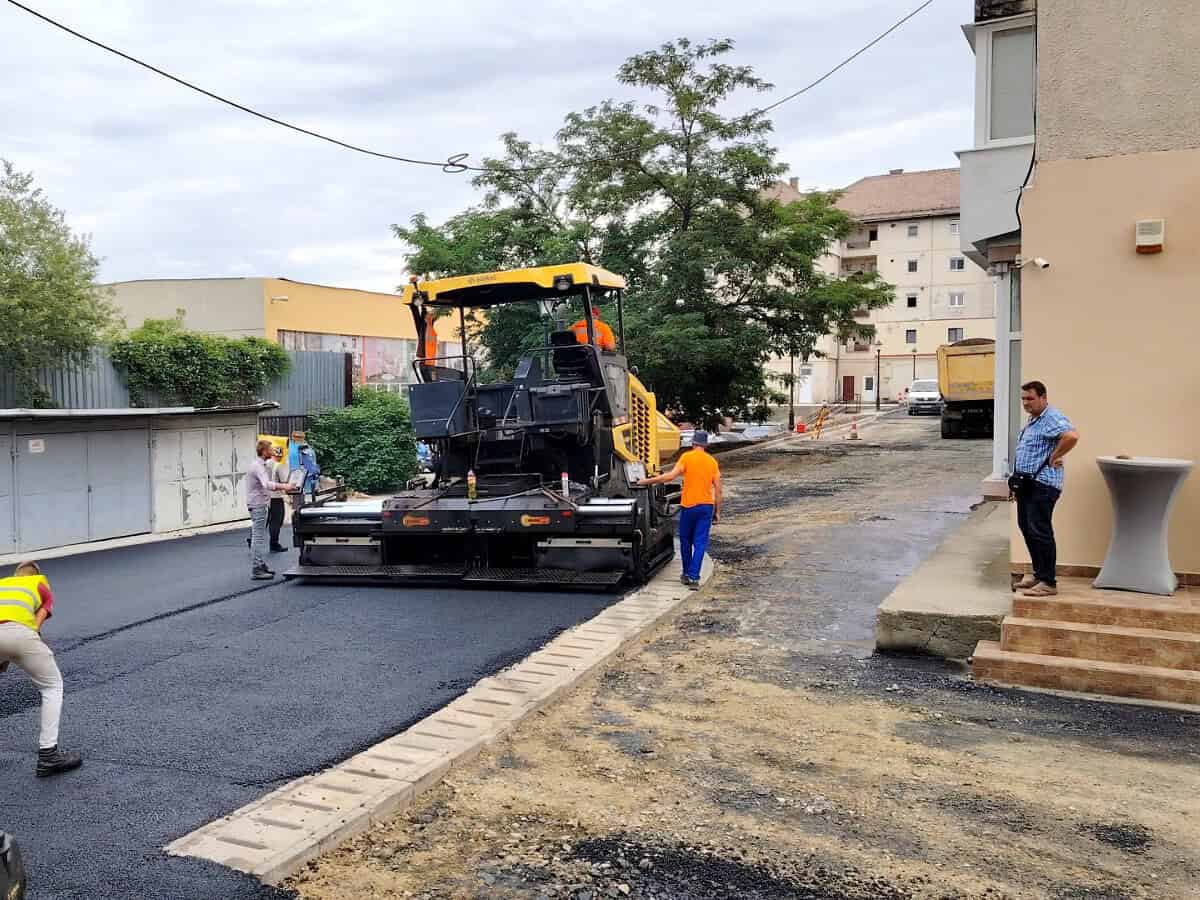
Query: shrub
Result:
<box><xmin>307</xmin><ymin>388</ymin><xmax>418</xmax><ymax>494</ymax></box>
<box><xmin>109</xmin><ymin>315</ymin><xmax>290</xmax><ymax>407</ymax></box>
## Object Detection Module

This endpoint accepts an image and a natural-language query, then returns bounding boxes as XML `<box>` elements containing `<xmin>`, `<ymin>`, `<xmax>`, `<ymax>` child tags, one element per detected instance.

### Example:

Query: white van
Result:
<box><xmin>906</xmin><ymin>379</ymin><xmax>943</xmax><ymax>416</ymax></box>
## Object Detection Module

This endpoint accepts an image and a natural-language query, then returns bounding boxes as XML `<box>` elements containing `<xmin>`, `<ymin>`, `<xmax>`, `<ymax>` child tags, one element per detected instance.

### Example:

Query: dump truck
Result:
<box><xmin>937</xmin><ymin>338</ymin><xmax>995</xmax><ymax>439</ymax></box>
<box><xmin>286</xmin><ymin>263</ymin><xmax>681</xmax><ymax>589</ymax></box>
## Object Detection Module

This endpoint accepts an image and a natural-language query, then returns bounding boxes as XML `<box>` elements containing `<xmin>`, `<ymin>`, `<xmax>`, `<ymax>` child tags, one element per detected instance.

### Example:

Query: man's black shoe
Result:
<box><xmin>36</xmin><ymin>745</ymin><xmax>82</xmax><ymax>778</ymax></box>
<box><xmin>680</xmin><ymin>573</ymin><xmax>689</xmax><ymax>586</ymax></box>
<box><xmin>252</xmin><ymin>567</ymin><xmax>274</xmax><ymax>581</ymax></box>
<box><xmin>269</xmin><ymin>544</ymin><xmax>287</xmax><ymax>553</ymax></box>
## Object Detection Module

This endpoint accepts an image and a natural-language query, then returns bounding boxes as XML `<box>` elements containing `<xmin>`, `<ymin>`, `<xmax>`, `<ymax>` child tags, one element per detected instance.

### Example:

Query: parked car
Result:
<box><xmin>906</xmin><ymin>379</ymin><xmax>943</xmax><ymax>416</ymax></box>
<box><xmin>1</xmin><ymin>831</ymin><xmax>27</xmax><ymax>900</ymax></box>
<box><xmin>742</xmin><ymin>423</ymin><xmax>786</xmax><ymax>441</ymax></box>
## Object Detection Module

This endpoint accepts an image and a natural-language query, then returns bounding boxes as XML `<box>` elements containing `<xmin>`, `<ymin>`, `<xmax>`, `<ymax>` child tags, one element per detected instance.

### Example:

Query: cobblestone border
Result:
<box><xmin>165</xmin><ymin>558</ymin><xmax>711</xmax><ymax>885</ymax></box>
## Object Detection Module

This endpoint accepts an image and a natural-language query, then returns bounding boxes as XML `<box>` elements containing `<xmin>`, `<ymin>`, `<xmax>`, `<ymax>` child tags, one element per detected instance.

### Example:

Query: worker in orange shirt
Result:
<box><xmin>637</xmin><ymin>430</ymin><xmax>721</xmax><ymax>589</ymax></box>
<box><xmin>570</xmin><ymin>307</ymin><xmax>616</xmax><ymax>352</ymax></box>
<box><xmin>421</xmin><ymin>311</ymin><xmax>439</xmax><ymax>361</ymax></box>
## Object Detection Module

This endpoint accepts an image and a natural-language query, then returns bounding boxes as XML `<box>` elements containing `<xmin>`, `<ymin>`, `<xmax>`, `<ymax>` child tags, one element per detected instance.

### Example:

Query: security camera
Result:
<box><xmin>1033</xmin><ymin>257</ymin><xmax>1050</xmax><ymax>269</ymax></box>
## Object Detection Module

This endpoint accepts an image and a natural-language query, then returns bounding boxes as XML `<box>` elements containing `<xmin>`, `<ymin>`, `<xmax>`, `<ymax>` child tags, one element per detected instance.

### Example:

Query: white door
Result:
<box><xmin>863</xmin><ymin>375</ymin><xmax>877</xmax><ymax>404</ymax></box>
<box><xmin>797</xmin><ymin>365</ymin><xmax>814</xmax><ymax>405</ymax></box>
<box><xmin>152</xmin><ymin>428</ymin><xmax>211</xmax><ymax>532</ymax></box>
<box><xmin>180</xmin><ymin>429</ymin><xmax>211</xmax><ymax>527</ymax></box>
<box><xmin>208</xmin><ymin>426</ymin><xmax>253</xmax><ymax>523</ymax></box>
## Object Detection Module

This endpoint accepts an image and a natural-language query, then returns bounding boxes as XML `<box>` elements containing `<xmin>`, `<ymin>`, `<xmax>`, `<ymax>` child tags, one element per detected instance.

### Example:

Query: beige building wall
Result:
<box><xmin>1013</xmin><ymin>0</ymin><xmax>1200</xmax><ymax>573</ymax></box>
<box><xmin>1017</xmin><ymin>148</ymin><xmax>1200</xmax><ymax>572</ymax></box>
<box><xmin>108</xmin><ymin>278</ymin><xmax>267</xmax><ymax>337</ymax></box>
<box><xmin>1037</xmin><ymin>0</ymin><xmax>1200</xmax><ymax>162</ymax></box>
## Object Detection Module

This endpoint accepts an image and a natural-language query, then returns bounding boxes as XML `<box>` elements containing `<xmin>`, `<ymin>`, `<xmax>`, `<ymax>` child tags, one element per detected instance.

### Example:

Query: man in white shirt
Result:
<box><xmin>247</xmin><ymin>440</ymin><xmax>294</xmax><ymax>580</ymax></box>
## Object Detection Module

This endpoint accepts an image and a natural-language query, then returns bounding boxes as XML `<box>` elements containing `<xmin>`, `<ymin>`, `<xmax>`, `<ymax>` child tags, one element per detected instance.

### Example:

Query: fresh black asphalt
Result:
<box><xmin>0</xmin><ymin>526</ymin><xmax>615</xmax><ymax>899</ymax></box>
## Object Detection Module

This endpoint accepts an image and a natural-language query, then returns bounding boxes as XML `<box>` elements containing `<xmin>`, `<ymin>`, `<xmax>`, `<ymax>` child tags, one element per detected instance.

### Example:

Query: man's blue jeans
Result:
<box><xmin>678</xmin><ymin>503</ymin><xmax>714</xmax><ymax>581</ymax></box>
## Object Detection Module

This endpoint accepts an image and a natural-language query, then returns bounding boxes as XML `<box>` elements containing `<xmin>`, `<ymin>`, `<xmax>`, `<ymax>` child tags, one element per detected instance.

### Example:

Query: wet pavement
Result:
<box><xmin>0</xmin><ymin>526</ymin><xmax>614</xmax><ymax>899</ymax></box>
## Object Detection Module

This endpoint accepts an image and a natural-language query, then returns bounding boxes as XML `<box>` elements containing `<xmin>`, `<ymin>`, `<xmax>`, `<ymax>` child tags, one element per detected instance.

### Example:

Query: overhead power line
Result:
<box><xmin>4</xmin><ymin>0</ymin><xmax>937</xmax><ymax>176</ymax></box>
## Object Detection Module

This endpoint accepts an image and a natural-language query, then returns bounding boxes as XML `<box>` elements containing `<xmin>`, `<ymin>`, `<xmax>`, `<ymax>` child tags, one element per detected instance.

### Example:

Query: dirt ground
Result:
<box><xmin>290</xmin><ymin>414</ymin><xmax>1200</xmax><ymax>900</ymax></box>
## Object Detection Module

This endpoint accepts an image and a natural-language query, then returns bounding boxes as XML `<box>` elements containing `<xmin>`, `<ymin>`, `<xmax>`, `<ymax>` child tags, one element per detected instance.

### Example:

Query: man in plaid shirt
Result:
<box><xmin>1012</xmin><ymin>380</ymin><xmax>1080</xmax><ymax>597</ymax></box>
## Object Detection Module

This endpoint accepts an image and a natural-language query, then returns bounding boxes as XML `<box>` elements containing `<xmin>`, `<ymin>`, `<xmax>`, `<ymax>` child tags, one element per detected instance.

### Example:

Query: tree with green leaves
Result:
<box><xmin>395</xmin><ymin>39</ymin><xmax>893</xmax><ymax>426</ymax></box>
<box><xmin>0</xmin><ymin>159</ymin><xmax>119</xmax><ymax>405</ymax></box>
<box><xmin>307</xmin><ymin>388</ymin><xmax>417</xmax><ymax>494</ymax></box>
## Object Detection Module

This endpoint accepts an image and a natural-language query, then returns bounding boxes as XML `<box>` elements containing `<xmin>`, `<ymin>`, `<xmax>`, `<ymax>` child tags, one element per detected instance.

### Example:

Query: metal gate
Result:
<box><xmin>16</xmin><ymin>432</ymin><xmax>90</xmax><ymax>550</ymax></box>
<box><xmin>87</xmin><ymin>430</ymin><xmax>152</xmax><ymax>541</ymax></box>
<box><xmin>13</xmin><ymin>429</ymin><xmax>152</xmax><ymax>552</ymax></box>
<box><xmin>151</xmin><ymin>425</ymin><xmax>256</xmax><ymax>532</ymax></box>
<box><xmin>0</xmin><ymin>434</ymin><xmax>13</xmax><ymax>554</ymax></box>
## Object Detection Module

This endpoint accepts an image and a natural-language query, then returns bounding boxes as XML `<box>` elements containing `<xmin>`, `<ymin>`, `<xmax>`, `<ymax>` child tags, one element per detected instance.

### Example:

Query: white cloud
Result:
<box><xmin>2</xmin><ymin>0</ymin><xmax>975</xmax><ymax>290</ymax></box>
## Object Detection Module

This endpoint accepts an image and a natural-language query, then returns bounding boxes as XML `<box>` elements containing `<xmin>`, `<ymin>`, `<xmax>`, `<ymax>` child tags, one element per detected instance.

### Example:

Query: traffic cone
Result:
<box><xmin>849</xmin><ymin>417</ymin><xmax>860</xmax><ymax>440</ymax></box>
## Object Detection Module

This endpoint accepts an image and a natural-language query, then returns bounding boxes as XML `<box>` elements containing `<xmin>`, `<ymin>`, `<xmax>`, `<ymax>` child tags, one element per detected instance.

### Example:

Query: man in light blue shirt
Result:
<box><xmin>1012</xmin><ymin>381</ymin><xmax>1080</xmax><ymax>596</ymax></box>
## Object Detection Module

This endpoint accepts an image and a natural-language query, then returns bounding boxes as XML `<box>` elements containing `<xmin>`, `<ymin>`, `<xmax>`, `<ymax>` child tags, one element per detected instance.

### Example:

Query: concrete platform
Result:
<box><xmin>875</xmin><ymin>500</ymin><xmax>1011</xmax><ymax>659</ymax></box>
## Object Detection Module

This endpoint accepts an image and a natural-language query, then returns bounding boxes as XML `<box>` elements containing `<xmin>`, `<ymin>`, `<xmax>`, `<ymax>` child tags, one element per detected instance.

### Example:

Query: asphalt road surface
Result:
<box><xmin>0</xmin><ymin>525</ymin><xmax>615</xmax><ymax>899</ymax></box>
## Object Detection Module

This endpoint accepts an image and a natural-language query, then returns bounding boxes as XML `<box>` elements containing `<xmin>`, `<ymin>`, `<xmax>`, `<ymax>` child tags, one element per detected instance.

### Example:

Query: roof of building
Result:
<box><xmin>103</xmin><ymin>276</ymin><xmax>405</xmax><ymax>299</ymax></box>
<box><xmin>0</xmin><ymin>402</ymin><xmax>277</xmax><ymax>420</ymax></box>
<box><xmin>768</xmin><ymin>167</ymin><xmax>960</xmax><ymax>224</ymax></box>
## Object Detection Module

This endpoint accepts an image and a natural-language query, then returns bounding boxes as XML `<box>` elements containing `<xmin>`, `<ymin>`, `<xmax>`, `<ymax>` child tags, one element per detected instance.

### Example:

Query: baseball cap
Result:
<box><xmin>693</xmin><ymin>430</ymin><xmax>709</xmax><ymax>446</ymax></box>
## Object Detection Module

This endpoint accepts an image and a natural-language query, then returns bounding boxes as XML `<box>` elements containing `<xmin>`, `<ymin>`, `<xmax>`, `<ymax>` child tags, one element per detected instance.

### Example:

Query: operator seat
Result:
<box><xmin>551</xmin><ymin>330</ymin><xmax>596</xmax><ymax>383</ymax></box>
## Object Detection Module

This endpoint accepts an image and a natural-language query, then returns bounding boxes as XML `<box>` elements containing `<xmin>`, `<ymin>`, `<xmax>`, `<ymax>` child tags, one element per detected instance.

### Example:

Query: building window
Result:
<box><xmin>906</xmin><ymin>294</ymin><xmax>918</xmax><ymax>309</ymax></box>
<box><xmin>949</xmin><ymin>257</ymin><xmax>965</xmax><ymax>271</ymax></box>
<box><xmin>989</xmin><ymin>24</ymin><xmax>1035</xmax><ymax>141</ymax></box>
<box><xmin>948</xmin><ymin>328</ymin><xmax>964</xmax><ymax>342</ymax></box>
<box><xmin>278</xmin><ymin>329</ymin><xmax>418</xmax><ymax>385</ymax></box>
<box><xmin>949</xmin><ymin>291</ymin><xmax>965</xmax><ymax>307</ymax></box>
<box><xmin>907</xmin><ymin>259</ymin><xmax>919</xmax><ymax>273</ymax></box>
<box><xmin>907</xmin><ymin>224</ymin><xmax>919</xmax><ymax>238</ymax></box>
<box><xmin>950</xmin><ymin>221</ymin><xmax>960</xmax><ymax>235</ymax></box>
<box><xmin>868</xmin><ymin>227</ymin><xmax>878</xmax><ymax>241</ymax></box>
<box><xmin>865</xmin><ymin>376</ymin><xmax>874</xmax><ymax>392</ymax></box>
<box><xmin>905</xmin><ymin>329</ymin><xmax>917</xmax><ymax>345</ymax></box>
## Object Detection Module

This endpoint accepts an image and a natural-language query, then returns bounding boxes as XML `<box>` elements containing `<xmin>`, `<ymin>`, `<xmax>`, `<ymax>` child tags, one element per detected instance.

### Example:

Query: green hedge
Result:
<box><xmin>109</xmin><ymin>316</ymin><xmax>290</xmax><ymax>408</ymax></box>
<box><xmin>307</xmin><ymin>388</ymin><xmax>418</xmax><ymax>494</ymax></box>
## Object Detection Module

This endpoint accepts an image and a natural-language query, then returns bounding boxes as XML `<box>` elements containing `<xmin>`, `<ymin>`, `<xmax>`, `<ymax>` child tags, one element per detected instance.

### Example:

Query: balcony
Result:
<box><xmin>957</xmin><ymin>142</ymin><xmax>1034</xmax><ymax>267</ymax></box>
<box><xmin>842</xmin><ymin>239</ymin><xmax>879</xmax><ymax>258</ymax></box>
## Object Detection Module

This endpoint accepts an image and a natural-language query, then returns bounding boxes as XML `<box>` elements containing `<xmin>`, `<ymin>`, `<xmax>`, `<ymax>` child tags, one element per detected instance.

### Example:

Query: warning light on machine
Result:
<box><xmin>402</xmin><ymin>514</ymin><xmax>431</xmax><ymax>527</ymax></box>
<box><xmin>520</xmin><ymin>515</ymin><xmax>552</xmax><ymax>527</ymax></box>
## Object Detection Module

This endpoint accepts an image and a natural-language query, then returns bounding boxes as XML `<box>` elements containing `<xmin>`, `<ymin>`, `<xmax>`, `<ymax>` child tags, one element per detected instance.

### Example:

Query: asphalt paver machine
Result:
<box><xmin>287</xmin><ymin>264</ymin><xmax>680</xmax><ymax>588</ymax></box>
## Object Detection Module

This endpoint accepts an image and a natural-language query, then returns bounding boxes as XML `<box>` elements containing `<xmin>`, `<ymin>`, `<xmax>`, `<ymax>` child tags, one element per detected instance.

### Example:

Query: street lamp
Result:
<box><xmin>874</xmin><ymin>340</ymin><xmax>883</xmax><ymax>411</ymax></box>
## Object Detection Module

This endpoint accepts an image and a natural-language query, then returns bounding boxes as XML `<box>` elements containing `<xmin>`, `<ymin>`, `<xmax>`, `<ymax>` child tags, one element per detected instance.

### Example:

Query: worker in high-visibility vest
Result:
<box><xmin>570</xmin><ymin>308</ymin><xmax>617</xmax><ymax>352</ymax></box>
<box><xmin>422</xmin><ymin>311</ymin><xmax>439</xmax><ymax>362</ymax></box>
<box><xmin>0</xmin><ymin>561</ymin><xmax>83</xmax><ymax>777</ymax></box>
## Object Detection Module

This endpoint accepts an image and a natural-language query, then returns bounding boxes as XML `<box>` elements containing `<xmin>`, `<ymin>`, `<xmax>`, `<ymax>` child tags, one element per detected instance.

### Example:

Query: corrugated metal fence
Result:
<box><xmin>0</xmin><ymin>348</ymin><xmax>350</xmax><ymax>418</ymax></box>
<box><xmin>0</xmin><ymin>348</ymin><xmax>130</xmax><ymax>409</ymax></box>
<box><xmin>265</xmin><ymin>350</ymin><xmax>350</xmax><ymax>417</ymax></box>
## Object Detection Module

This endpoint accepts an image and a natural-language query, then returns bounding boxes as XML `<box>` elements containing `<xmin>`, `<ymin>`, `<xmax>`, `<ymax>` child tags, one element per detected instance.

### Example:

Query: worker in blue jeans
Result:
<box><xmin>639</xmin><ymin>430</ymin><xmax>722</xmax><ymax>589</ymax></box>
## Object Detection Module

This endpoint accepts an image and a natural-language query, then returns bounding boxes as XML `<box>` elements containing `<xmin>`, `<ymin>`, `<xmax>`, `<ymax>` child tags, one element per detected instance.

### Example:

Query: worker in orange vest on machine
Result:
<box><xmin>570</xmin><ymin>307</ymin><xmax>616</xmax><ymax>352</ymax></box>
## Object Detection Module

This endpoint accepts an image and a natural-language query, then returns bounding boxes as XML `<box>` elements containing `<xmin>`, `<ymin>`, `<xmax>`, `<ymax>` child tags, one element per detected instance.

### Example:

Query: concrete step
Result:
<box><xmin>1001</xmin><ymin>617</ymin><xmax>1200</xmax><ymax>671</ymax></box>
<box><xmin>972</xmin><ymin>640</ymin><xmax>1200</xmax><ymax>706</ymax></box>
<box><xmin>1013</xmin><ymin>594</ymin><xmax>1200</xmax><ymax>634</ymax></box>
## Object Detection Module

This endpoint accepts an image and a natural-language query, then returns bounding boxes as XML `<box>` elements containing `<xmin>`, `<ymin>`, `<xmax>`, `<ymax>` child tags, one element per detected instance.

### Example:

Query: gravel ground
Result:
<box><xmin>291</xmin><ymin>414</ymin><xmax>1200</xmax><ymax>900</ymax></box>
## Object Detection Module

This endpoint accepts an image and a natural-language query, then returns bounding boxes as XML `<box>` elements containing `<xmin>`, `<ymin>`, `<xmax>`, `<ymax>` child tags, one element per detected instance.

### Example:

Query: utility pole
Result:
<box><xmin>912</xmin><ymin>347</ymin><xmax>917</xmax><ymax>380</ymax></box>
<box><xmin>875</xmin><ymin>347</ymin><xmax>882</xmax><ymax>411</ymax></box>
<box><xmin>788</xmin><ymin>352</ymin><xmax>796</xmax><ymax>432</ymax></box>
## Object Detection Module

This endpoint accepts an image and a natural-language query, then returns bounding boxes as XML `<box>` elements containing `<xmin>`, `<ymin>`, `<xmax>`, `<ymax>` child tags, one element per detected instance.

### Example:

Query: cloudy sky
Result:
<box><xmin>3</xmin><ymin>0</ymin><xmax>975</xmax><ymax>293</ymax></box>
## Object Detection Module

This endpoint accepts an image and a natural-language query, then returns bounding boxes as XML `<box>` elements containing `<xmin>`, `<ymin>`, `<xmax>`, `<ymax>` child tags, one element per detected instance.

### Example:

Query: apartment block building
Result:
<box><xmin>768</xmin><ymin>168</ymin><xmax>995</xmax><ymax>405</ymax></box>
